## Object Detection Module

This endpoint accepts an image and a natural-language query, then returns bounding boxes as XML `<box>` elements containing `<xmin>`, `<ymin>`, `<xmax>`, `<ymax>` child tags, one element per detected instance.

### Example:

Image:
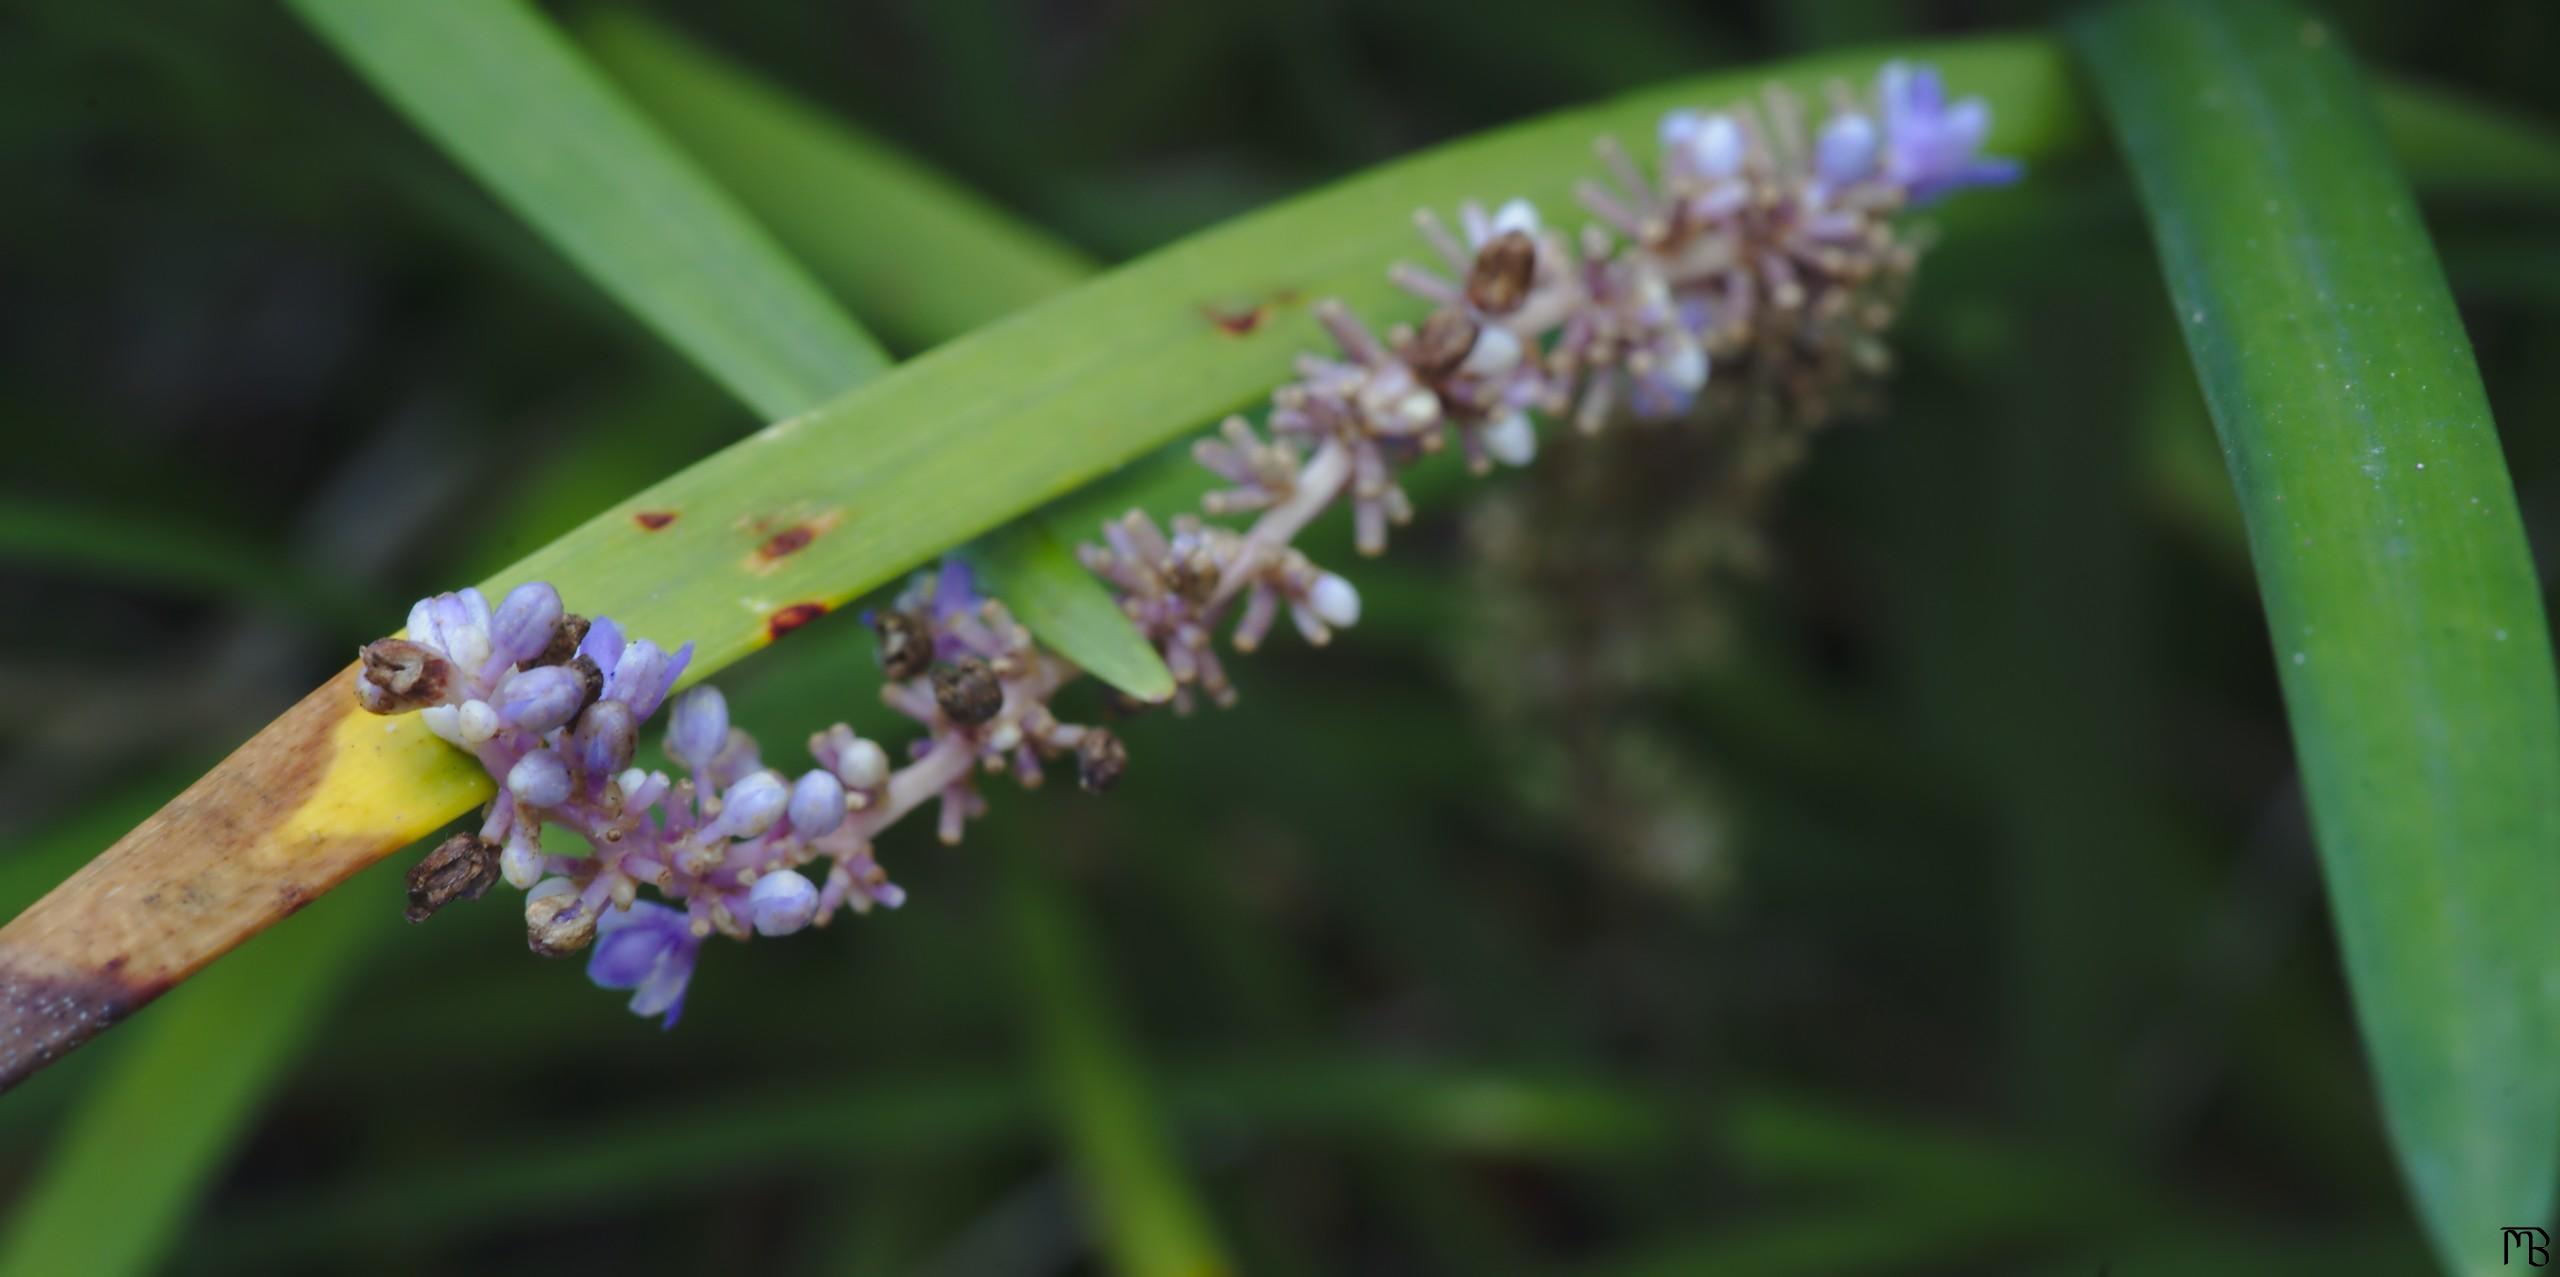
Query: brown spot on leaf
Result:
<box><xmin>768</xmin><ymin>602</ymin><xmax>828</xmax><ymax>640</ymax></box>
<box><xmin>635</xmin><ymin>510</ymin><xmax>677</xmax><ymax>531</ymax></box>
<box><xmin>1204</xmin><ymin>303</ymin><xmax>1268</xmax><ymax>336</ymax></box>
<box><xmin>745</xmin><ymin>510</ymin><xmax>843</xmax><ymax>575</ymax></box>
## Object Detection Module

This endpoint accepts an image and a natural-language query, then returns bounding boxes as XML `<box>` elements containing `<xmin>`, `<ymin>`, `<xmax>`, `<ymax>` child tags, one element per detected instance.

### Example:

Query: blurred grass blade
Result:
<box><xmin>581</xmin><ymin>7</ymin><xmax>1095</xmax><ymax>353</ymax></box>
<box><xmin>286</xmin><ymin>0</ymin><xmax>887</xmax><ymax>419</ymax></box>
<box><xmin>0</xmin><ymin>885</ymin><xmax>371</xmax><ymax>1277</ymax></box>
<box><xmin>1000</xmin><ymin>848</ymin><xmax>1235</xmax><ymax>1277</ymax></box>
<box><xmin>2071</xmin><ymin>2</ymin><xmax>2560</xmax><ymax>1269</ymax></box>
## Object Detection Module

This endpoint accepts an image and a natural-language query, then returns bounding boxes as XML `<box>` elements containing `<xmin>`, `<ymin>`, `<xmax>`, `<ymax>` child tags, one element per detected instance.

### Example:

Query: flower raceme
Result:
<box><xmin>350</xmin><ymin>62</ymin><xmax>2015</xmax><ymax>1023</ymax></box>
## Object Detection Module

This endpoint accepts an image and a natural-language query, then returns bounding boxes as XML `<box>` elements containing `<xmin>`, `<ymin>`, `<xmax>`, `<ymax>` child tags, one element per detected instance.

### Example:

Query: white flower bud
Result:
<box><xmin>457</xmin><ymin>699</ymin><xmax>500</xmax><ymax>745</ymax></box>
<box><xmin>499</xmin><ymin>834</ymin><xmax>544</xmax><ymax>890</ymax></box>
<box><xmin>1460</xmin><ymin>324</ymin><xmax>1522</xmax><ymax>377</ymax></box>
<box><xmin>1483</xmin><ymin>411</ymin><xmax>1538</xmax><ymax>467</ymax></box>
<box><xmin>835</xmin><ymin>737</ymin><xmax>889</xmax><ymax>791</ymax></box>
<box><xmin>1488</xmin><ymin>197</ymin><xmax>1539</xmax><ymax>238</ymax></box>
<box><xmin>1309</xmin><ymin>572</ymin><xmax>1361</xmax><ymax>630</ymax></box>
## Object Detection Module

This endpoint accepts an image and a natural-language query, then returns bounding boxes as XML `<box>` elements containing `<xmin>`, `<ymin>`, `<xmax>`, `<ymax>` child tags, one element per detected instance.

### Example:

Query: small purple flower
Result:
<box><xmin>1814</xmin><ymin>111</ymin><xmax>1881</xmax><ymax>188</ymax></box>
<box><xmin>574</xmin><ymin>699</ymin><xmax>637</xmax><ymax>778</ymax></box>
<box><xmin>703</xmin><ymin>771</ymin><xmax>788</xmax><ymax>841</ymax></box>
<box><xmin>507</xmin><ymin>749</ymin><xmax>572</xmax><ymax>809</ymax></box>
<box><xmin>787</xmin><ymin>769</ymin><xmax>845</xmax><ymax>838</ymax></box>
<box><xmin>748</xmin><ymin>870</ymin><xmax>819</xmax><ymax>936</ymax></box>
<box><xmin>495</xmin><ymin>664</ymin><xmax>585</xmax><ymax>735</ymax></box>
<box><xmin>588</xmin><ymin>901</ymin><xmax>702</xmax><ymax>1027</ymax></box>
<box><xmin>1877</xmin><ymin>61</ymin><xmax>2021</xmax><ymax>202</ymax></box>
<box><xmin>574</xmin><ymin>618</ymin><xmax>694</xmax><ymax>722</ymax></box>
<box><xmin>407</xmin><ymin>588</ymin><xmax>495</xmax><ymax>676</ymax></box>
<box><xmin>665</xmin><ymin>686</ymin><xmax>729</xmax><ymax>773</ymax></box>
<box><xmin>488</xmin><ymin>581</ymin><xmax>564</xmax><ymax>670</ymax></box>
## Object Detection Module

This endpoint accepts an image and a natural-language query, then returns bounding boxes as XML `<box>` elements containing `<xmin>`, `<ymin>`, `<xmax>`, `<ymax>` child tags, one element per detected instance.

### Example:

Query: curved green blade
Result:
<box><xmin>2070</xmin><ymin>2</ymin><xmax>2560</xmax><ymax>1270</ymax></box>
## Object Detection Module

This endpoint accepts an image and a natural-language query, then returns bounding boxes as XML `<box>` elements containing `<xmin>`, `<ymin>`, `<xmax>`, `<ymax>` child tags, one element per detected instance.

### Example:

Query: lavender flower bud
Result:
<box><xmin>355</xmin><ymin>639</ymin><xmax>451</xmax><ymax>715</ymax></box>
<box><xmin>1483</xmin><ymin>411</ymin><xmax>1537</xmax><ymax>467</ymax></box>
<box><xmin>404</xmin><ymin>832</ymin><xmax>498</xmax><ymax>923</ymax></box>
<box><xmin>787</xmin><ymin>769</ymin><xmax>845</xmax><ymax>838</ymax></box>
<box><xmin>456</xmin><ymin>699</ymin><xmax>500</xmax><ymax>746</ymax></box>
<box><xmin>574</xmin><ymin>699</ymin><xmax>638</xmax><ymax>779</ymax></box>
<box><xmin>1461</xmin><ymin>323</ymin><xmax>1523</xmax><ymax>378</ymax></box>
<box><xmin>1076</xmin><ymin>729</ymin><xmax>1128</xmax><ymax>794</ymax></box>
<box><xmin>705</xmin><ymin>728</ymin><xmax>765</xmax><ymax>792</ymax></box>
<box><xmin>1815</xmin><ymin>111</ymin><xmax>1881</xmax><ymax>186</ymax></box>
<box><xmin>709</xmin><ymin>771</ymin><xmax>788</xmax><ymax>840</ymax></box>
<box><xmin>409</xmin><ymin>589</ymin><xmax>495</xmax><ymax>674</ymax></box>
<box><xmin>1488</xmin><ymin>198</ymin><xmax>1539</xmax><ymax>238</ymax></box>
<box><xmin>525</xmin><ymin>878</ymin><xmax>596</xmax><ymax>957</ymax></box>
<box><xmin>1662</xmin><ymin>109</ymin><xmax>1744</xmax><ymax>180</ymax></box>
<box><xmin>665</xmin><ymin>685</ymin><xmax>729</xmax><ymax>772</ymax></box>
<box><xmin>499</xmin><ymin>828</ymin><xmax>544</xmax><ymax>890</ymax></box>
<box><xmin>489</xmin><ymin>581</ymin><xmax>564</xmax><ymax>670</ymax></box>
<box><xmin>1309</xmin><ymin>573</ymin><xmax>1361</xmax><ymax>630</ymax></box>
<box><xmin>932</xmin><ymin>658</ymin><xmax>1004</xmax><ymax>725</ymax></box>
<box><xmin>748</xmin><ymin>869</ymin><xmax>820</xmax><ymax>936</ymax></box>
<box><xmin>508</xmin><ymin>748</ymin><xmax>572</xmax><ymax>809</ymax></box>
<box><xmin>496</xmin><ymin>664</ymin><xmax>586</xmax><ymax>736</ymax></box>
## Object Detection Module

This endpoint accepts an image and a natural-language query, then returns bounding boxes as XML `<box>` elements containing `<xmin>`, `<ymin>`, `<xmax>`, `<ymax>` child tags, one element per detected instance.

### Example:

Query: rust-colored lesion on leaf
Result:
<box><xmin>742</xmin><ymin>508</ymin><xmax>843</xmax><ymax>575</ymax></box>
<box><xmin>0</xmin><ymin>667</ymin><xmax>489</xmax><ymax>1091</ymax></box>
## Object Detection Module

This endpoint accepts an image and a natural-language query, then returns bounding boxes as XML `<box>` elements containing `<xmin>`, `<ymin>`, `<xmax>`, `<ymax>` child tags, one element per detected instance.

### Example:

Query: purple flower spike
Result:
<box><xmin>589</xmin><ymin>901</ymin><xmax>702</xmax><ymax>1028</ymax></box>
<box><xmin>496</xmin><ymin>664</ymin><xmax>585</xmax><ymax>735</ymax></box>
<box><xmin>489</xmin><ymin>582</ymin><xmax>564</xmax><ymax>670</ymax></box>
<box><xmin>1878</xmin><ymin>61</ymin><xmax>2021</xmax><ymax>202</ymax></box>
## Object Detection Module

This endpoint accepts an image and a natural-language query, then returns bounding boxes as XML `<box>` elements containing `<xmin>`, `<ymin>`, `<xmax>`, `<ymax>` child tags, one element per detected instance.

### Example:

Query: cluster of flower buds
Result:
<box><xmin>354</xmin><ymin>62</ymin><xmax>2012</xmax><ymax>1024</ymax></box>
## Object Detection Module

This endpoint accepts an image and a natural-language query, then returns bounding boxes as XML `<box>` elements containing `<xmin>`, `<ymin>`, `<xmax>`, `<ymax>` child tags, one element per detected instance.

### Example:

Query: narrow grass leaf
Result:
<box><xmin>285</xmin><ymin>0</ymin><xmax>887</xmax><ymax>419</ymax></box>
<box><xmin>2071</xmin><ymin>3</ymin><xmax>2560</xmax><ymax>1270</ymax></box>
<box><xmin>999</xmin><ymin>847</ymin><xmax>1236</xmax><ymax>1277</ymax></box>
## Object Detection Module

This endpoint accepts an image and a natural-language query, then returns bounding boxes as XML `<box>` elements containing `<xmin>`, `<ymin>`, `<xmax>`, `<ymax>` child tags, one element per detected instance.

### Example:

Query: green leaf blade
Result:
<box><xmin>287</xmin><ymin>0</ymin><xmax>889</xmax><ymax>419</ymax></box>
<box><xmin>2070</xmin><ymin>3</ymin><xmax>2560</xmax><ymax>1270</ymax></box>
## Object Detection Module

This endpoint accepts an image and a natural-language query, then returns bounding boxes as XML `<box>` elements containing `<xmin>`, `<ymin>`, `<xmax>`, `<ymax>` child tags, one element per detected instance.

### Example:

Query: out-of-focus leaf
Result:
<box><xmin>285</xmin><ymin>0</ymin><xmax>887</xmax><ymax>420</ymax></box>
<box><xmin>581</xmin><ymin>8</ymin><xmax>1095</xmax><ymax>353</ymax></box>
<box><xmin>0</xmin><ymin>882</ymin><xmax>372</xmax><ymax>1277</ymax></box>
<box><xmin>0</xmin><ymin>500</ymin><xmax>387</xmax><ymax>631</ymax></box>
<box><xmin>974</xmin><ymin>524</ymin><xmax>1177</xmax><ymax>703</ymax></box>
<box><xmin>1000</xmin><ymin>847</ymin><xmax>1236</xmax><ymax>1277</ymax></box>
<box><xmin>2072</xmin><ymin>2</ymin><xmax>2560</xmax><ymax>1269</ymax></box>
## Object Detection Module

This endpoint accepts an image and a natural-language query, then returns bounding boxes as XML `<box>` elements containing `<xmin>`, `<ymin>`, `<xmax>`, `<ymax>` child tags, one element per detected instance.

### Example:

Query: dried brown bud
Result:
<box><xmin>526</xmin><ymin>883</ymin><xmax>597</xmax><ymax>957</ymax></box>
<box><xmin>874</xmin><ymin>610</ymin><xmax>933</xmax><ymax>681</ymax></box>
<box><xmin>1164</xmin><ymin>554</ymin><xmax>1221</xmax><ymax>605</ymax></box>
<box><xmin>1075</xmin><ymin>729</ymin><xmax>1128</xmax><ymax>794</ymax></box>
<box><xmin>1411</xmin><ymin>309</ymin><xmax>1481</xmax><ymax>379</ymax></box>
<box><xmin>568</xmin><ymin>653</ymin><xmax>605</xmax><ymax>706</ymax></box>
<box><xmin>405</xmin><ymin>833</ymin><xmax>499</xmax><ymax>923</ymax></box>
<box><xmin>931</xmin><ymin>657</ymin><xmax>1004</xmax><ymax>725</ymax></box>
<box><xmin>1466</xmin><ymin>230</ymin><xmax>1538</xmax><ymax>315</ymax></box>
<box><xmin>356</xmin><ymin>638</ymin><xmax>452</xmax><ymax>715</ymax></box>
<box><xmin>532</xmin><ymin>613</ymin><xmax>590</xmax><ymax>668</ymax></box>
